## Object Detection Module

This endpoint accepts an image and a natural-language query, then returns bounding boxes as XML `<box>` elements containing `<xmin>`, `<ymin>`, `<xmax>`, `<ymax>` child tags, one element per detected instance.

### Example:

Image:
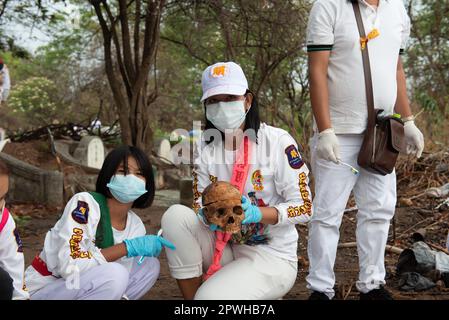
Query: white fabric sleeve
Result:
<box><xmin>306</xmin><ymin>0</ymin><xmax>336</xmax><ymax>51</ymax></box>
<box><xmin>128</xmin><ymin>211</ymin><xmax>147</xmax><ymax>237</ymax></box>
<box><xmin>399</xmin><ymin>2</ymin><xmax>411</xmax><ymax>53</ymax></box>
<box><xmin>48</xmin><ymin>193</ymin><xmax>107</xmax><ymax>279</ymax></box>
<box><xmin>0</xmin><ymin>213</ymin><xmax>29</xmax><ymax>300</ymax></box>
<box><xmin>272</xmin><ymin>134</ymin><xmax>313</xmax><ymax>226</ymax></box>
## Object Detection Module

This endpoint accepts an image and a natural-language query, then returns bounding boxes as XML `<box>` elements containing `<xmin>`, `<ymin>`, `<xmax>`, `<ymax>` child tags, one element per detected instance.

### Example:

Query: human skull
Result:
<box><xmin>202</xmin><ymin>181</ymin><xmax>244</xmax><ymax>233</ymax></box>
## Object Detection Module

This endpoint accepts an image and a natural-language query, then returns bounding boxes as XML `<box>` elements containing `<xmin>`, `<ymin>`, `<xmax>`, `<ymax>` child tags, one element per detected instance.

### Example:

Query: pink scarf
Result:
<box><xmin>0</xmin><ymin>206</ymin><xmax>10</xmax><ymax>233</ymax></box>
<box><xmin>204</xmin><ymin>136</ymin><xmax>251</xmax><ymax>281</ymax></box>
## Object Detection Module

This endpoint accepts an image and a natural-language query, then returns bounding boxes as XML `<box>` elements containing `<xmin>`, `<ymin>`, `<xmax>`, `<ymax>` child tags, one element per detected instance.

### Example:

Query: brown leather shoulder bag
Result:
<box><xmin>352</xmin><ymin>1</ymin><xmax>405</xmax><ymax>176</ymax></box>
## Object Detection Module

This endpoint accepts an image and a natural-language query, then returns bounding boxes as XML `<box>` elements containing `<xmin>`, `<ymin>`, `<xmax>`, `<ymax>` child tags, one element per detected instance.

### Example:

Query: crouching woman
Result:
<box><xmin>161</xmin><ymin>62</ymin><xmax>313</xmax><ymax>300</ymax></box>
<box><xmin>25</xmin><ymin>145</ymin><xmax>175</xmax><ymax>300</ymax></box>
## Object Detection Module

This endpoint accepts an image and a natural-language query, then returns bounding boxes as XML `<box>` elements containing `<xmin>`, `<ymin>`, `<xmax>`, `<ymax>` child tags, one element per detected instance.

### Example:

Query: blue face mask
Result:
<box><xmin>107</xmin><ymin>174</ymin><xmax>147</xmax><ymax>204</ymax></box>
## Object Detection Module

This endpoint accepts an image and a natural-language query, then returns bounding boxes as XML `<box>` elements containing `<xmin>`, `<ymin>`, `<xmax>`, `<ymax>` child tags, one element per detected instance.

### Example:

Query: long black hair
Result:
<box><xmin>95</xmin><ymin>145</ymin><xmax>155</xmax><ymax>209</ymax></box>
<box><xmin>204</xmin><ymin>89</ymin><xmax>261</xmax><ymax>144</ymax></box>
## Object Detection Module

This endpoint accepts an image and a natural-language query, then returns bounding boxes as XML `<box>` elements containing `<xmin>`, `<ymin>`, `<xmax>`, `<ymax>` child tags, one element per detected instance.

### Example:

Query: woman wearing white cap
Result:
<box><xmin>161</xmin><ymin>61</ymin><xmax>313</xmax><ymax>299</ymax></box>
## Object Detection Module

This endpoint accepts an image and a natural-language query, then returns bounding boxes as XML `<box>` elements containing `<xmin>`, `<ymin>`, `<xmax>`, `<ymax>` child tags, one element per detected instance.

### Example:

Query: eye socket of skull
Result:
<box><xmin>233</xmin><ymin>206</ymin><xmax>243</xmax><ymax>215</ymax></box>
<box><xmin>217</xmin><ymin>208</ymin><xmax>226</xmax><ymax>216</ymax></box>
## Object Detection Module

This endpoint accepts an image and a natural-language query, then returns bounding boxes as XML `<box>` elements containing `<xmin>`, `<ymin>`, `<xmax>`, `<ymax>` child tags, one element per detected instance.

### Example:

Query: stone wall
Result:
<box><xmin>0</xmin><ymin>152</ymin><xmax>64</xmax><ymax>206</ymax></box>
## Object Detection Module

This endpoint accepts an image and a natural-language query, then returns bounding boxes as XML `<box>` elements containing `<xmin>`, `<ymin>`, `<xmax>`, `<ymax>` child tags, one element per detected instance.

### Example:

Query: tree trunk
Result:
<box><xmin>89</xmin><ymin>0</ymin><xmax>165</xmax><ymax>154</ymax></box>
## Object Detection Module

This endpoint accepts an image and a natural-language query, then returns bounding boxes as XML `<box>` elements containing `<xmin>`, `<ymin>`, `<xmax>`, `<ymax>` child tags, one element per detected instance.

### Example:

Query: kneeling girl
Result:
<box><xmin>25</xmin><ymin>145</ymin><xmax>175</xmax><ymax>300</ymax></box>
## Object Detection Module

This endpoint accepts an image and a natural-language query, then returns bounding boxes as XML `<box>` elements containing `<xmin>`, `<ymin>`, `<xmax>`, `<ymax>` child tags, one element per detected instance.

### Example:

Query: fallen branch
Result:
<box><xmin>427</xmin><ymin>242</ymin><xmax>449</xmax><ymax>255</ymax></box>
<box><xmin>343</xmin><ymin>282</ymin><xmax>354</xmax><ymax>300</ymax></box>
<box><xmin>396</xmin><ymin>216</ymin><xmax>435</xmax><ymax>240</ymax></box>
<box><xmin>338</xmin><ymin>242</ymin><xmax>404</xmax><ymax>254</ymax></box>
<box><xmin>397</xmin><ymin>212</ymin><xmax>449</xmax><ymax>240</ymax></box>
<box><xmin>344</xmin><ymin>206</ymin><xmax>358</xmax><ymax>213</ymax></box>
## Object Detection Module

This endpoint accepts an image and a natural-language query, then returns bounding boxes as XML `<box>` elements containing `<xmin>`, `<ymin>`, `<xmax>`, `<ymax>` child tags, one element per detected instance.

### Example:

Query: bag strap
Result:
<box><xmin>352</xmin><ymin>1</ymin><xmax>376</xmax><ymax>133</ymax></box>
<box><xmin>88</xmin><ymin>192</ymin><xmax>115</xmax><ymax>249</ymax></box>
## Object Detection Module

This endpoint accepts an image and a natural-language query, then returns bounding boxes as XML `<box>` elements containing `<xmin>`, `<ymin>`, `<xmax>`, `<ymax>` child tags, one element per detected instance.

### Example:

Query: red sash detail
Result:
<box><xmin>31</xmin><ymin>254</ymin><xmax>53</xmax><ymax>277</ymax></box>
<box><xmin>229</xmin><ymin>136</ymin><xmax>250</xmax><ymax>193</ymax></box>
<box><xmin>204</xmin><ymin>136</ymin><xmax>251</xmax><ymax>281</ymax></box>
<box><xmin>0</xmin><ymin>207</ymin><xmax>10</xmax><ymax>233</ymax></box>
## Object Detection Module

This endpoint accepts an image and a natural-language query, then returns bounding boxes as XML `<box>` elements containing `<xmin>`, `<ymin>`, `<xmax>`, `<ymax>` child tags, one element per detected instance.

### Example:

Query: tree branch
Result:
<box><xmin>119</xmin><ymin>0</ymin><xmax>136</xmax><ymax>82</ymax></box>
<box><xmin>134</xmin><ymin>0</ymin><xmax>141</xmax><ymax>71</ymax></box>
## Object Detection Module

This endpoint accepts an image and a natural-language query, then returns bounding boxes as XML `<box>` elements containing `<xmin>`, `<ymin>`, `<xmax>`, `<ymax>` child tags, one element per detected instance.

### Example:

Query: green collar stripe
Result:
<box><xmin>89</xmin><ymin>192</ymin><xmax>114</xmax><ymax>249</ymax></box>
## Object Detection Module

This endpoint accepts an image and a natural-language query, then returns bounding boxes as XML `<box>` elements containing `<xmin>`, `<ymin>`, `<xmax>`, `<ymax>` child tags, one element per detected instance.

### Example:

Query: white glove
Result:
<box><xmin>404</xmin><ymin>120</ymin><xmax>424</xmax><ymax>158</ymax></box>
<box><xmin>316</xmin><ymin>128</ymin><xmax>340</xmax><ymax>164</ymax></box>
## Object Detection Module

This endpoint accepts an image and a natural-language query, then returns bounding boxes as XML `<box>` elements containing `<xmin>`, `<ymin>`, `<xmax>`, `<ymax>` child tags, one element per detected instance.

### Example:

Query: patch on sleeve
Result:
<box><xmin>285</xmin><ymin>145</ymin><xmax>304</xmax><ymax>169</ymax></box>
<box><xmin>69</xmin><ymin>228</ymin><xmax>92</xmax><ymax>259</ymax></box>
<box><xmin>13</xmin><ymin>228</ymin><xmax>23</xmax><ymax>253</ymax></box>
<box><xmin>71</xmin><ymin>201</ymin><xmax>89</xmax><ymax>224</ymax></box>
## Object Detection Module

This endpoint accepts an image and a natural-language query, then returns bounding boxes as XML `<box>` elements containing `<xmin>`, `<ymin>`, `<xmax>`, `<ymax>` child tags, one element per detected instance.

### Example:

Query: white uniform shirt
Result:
<box><xmin>193</xmin><ymin>123</ymin><xmax>313</xmax><ymax>262</ymax></box>
<box><xmin>0</xmin><ymin>208</ymin><xmax>29</xmax><ymax>300</ymax></box>
<box><xmin>306</xmin><ymin>0</ymin><xmax>411</xmax><ymax>134</ymax></box>
<box><xmin>25</xmin><ymin>192</ymin><xmax>146</xmax><ymax>294</ymax></box>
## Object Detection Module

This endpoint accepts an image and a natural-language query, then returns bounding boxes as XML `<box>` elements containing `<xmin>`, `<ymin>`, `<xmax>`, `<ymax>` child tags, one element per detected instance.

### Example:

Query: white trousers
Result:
<box><xmin>161</xmin><ymin>204</ymin><xmax>297</xmax><ymax>300</ymax></box>
<box><xmin>30</xmin><ymin>257</ymin><xmax>160</xmax><ymax>300</ymax></box>
<box><xmin>2</xmin><ymin>89</ymin><xmax>9</xmax><ymax>102</ymax></box>
<box><xmin>306</xmin><ymin>134</ymin><xmax>396</xmax><ymax>298</ymax></box>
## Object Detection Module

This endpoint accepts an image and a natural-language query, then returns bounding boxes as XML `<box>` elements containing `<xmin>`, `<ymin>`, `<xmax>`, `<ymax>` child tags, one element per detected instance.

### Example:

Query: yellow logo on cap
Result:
<box><xmin>211</xmin><ymin>65</ymin><xmax>227</xmax><ymax>78</ymax></box>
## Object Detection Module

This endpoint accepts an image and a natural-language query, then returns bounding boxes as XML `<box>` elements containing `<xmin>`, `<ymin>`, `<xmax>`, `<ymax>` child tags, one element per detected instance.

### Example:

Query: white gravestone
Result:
<box><xmin>73</xmin><ymin>136</ymin><xmax>105</xmax><ymax>169</ymax></box>
<box><xmin>157</xmin><ymin>138</ymin><xmax>174</xmax><ymax>164</ymax></box>
<box><xmin>0</xmin><ymin>128</ymin><xmax>10</xmax><ymax>152</ymax></box>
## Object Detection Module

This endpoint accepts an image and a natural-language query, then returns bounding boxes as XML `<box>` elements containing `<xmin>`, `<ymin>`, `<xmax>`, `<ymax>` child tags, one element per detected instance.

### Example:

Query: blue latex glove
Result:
<box><xmin>241</xmin><ymin>196</ymin><xmax>262</xmax><ymax>224</ymax></box>
<box><xmin>123</xmin><ymin>234</ymin><xmax>176</xmax><ymax>258</ymax></box>
<box><xmin>198</xmin><ymin>208</ymin><xmax>222</xmax><ymax>231</ymax></box>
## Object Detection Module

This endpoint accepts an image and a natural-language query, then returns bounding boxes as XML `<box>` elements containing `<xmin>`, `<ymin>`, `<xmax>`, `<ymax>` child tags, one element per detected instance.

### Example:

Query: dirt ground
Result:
<box><xmin>4</xmin><ymin>140</ymin><xmax>449</xmax><ymax>300</ymax></box>
<box><xmin>12</xmin><ymin>189</ymin><xmax>449</xmax><ymax>301</ymax></box>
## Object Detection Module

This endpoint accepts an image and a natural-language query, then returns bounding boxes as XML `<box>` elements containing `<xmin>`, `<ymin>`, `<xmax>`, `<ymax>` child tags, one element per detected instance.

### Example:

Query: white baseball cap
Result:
<box><xmin>201</xmin><ymin>62</ymin><xmax>249</xmax><ymax>102</ymax></box>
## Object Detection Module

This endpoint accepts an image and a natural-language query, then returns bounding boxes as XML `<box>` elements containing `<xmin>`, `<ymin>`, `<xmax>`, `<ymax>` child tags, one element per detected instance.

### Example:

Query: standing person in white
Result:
<box><xmin>161</xmin><ymin>62</ymin><xmax>313</xmax><ymax>300</ymax></box>
<box><xmin>306</xmin><ymin>0</ymin><xmax>424</xmax><ymax>300</ymax></box>
<box><xmin>0</xmin><ymin>160</ymin><xmax>29</xmax><ymax>300</ymax></box>
<box><xmin>0</xmin><ymin>58</ymin><xmax>10</xmax><ymax>103</ymax></box>
<box><xmin>25</xmin><ymin>146</ymin><xmax>175</xmax><ymax>300</ymax></box>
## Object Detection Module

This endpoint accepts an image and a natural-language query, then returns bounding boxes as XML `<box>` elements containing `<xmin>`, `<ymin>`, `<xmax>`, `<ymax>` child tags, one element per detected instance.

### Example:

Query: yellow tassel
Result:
<box><xmin>360</xmin><ymin>37</ymin><xmax>368</xmax><ymax>50</ymax></box>
<box><xmin>367</xmin><ymin>28</ymin><xmax>380</xmax><ymax>40</ymax></box>
<box><xmin>360</xmin><ymin>29</ymin><xmax>380</xmax><ymax>50</ymax></box>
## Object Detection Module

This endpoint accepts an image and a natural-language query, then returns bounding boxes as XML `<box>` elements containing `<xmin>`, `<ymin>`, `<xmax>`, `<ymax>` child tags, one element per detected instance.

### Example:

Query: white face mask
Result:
<box><xmin>206</xmin><ymin>100</ymin><xmax>250</xmax><ymax>132</ymax></box>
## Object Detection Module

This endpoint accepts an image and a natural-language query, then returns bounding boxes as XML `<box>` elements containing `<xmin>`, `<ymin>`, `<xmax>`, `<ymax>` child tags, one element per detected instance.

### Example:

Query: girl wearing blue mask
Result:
<box><xmin>162</xmin><ymin>62</ymin><xmax>313</xmax><ymax>300</ymax></box>
<box><xmin>25</xmin><ymin>145</ymin><xmax>175</xmax><ymax>300</ymax></box>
